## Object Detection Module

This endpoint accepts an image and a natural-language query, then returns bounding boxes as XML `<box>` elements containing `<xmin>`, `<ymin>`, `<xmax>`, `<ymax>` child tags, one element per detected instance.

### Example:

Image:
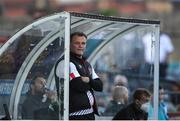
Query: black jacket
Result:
<box><xmin>113</xmin><ymin>102</ymin><xmax>148</xmax><ymax>120</ymax></box>
<box><xmin>21</xmin><ymin>92</ymin><xmax>51</xmax><ymax>119</ymax></box>
<box><xmin>102</xmin><ymin>100</ymin><xmax>125</xmax><ymax>116</ymax></box>
<box><xmin>69</xmin><ymin>53</ymin><xmax>103</xmax><ymax>114</ymax></box>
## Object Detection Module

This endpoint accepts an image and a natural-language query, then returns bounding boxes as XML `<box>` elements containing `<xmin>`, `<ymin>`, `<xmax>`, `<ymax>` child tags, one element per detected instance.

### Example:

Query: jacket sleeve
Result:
<box><xmin>89</xmin><ymin>78</ymin><xmax>103</xmax><ymax>91</ymax></box>
<box><xmin>69</xmin><ymin>62</ymin><xmax>90</xmax><ymax>92</ymax></box>
<box><xmin>21</xmin><ymin>104</ymin><xmax>27</xmax><ymax>119</ymax></box>
<box><xmin>70</xmin><ymin>77</ymin><xmax>90</xmax><ymax>92</ymax></box>
<box><xmin>112</xmin><ymin>109</ymin><xmax>126</xmax><ymax>120</ymax></box>
<box><xmin>89</xmin><ymin>67</ymin><xmax>103</xmax><ymax>91</ymax></box>
<box><xmin>21</xmin><ymin>101</ymin><xmax>33</xmax><ymax>119</ymax></box>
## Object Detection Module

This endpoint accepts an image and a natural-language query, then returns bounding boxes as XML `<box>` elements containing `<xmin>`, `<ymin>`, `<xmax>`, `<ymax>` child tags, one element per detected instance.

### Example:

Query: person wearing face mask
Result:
<box><xmin>112</xmin><ymin>88</ymin><xmax>151</xmax><ymax>120</ymax></box>
<box><xmin>148</xmin><ymin>84</ymin><xmax>169</xmax><ymax>120</ymax></box>
<box><xmin>21</xmin><ymin>76</ymin><xmax>57</xmax><ymax>119</ymax></box>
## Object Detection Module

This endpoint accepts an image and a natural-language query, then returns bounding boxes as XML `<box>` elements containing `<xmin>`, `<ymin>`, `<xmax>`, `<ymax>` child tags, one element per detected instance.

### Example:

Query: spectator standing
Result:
<box><xmin>148</xmin><ymin>84</ymin><xmax>169</xmax><ymax>120</ymax></box>
<box><xmin>142</xmin><ymin>32</ymin><xmax>174</xmax><ymax>79</ymax></box>
<box><xmin>55</xmin><ymin>32</ymin><xmax>103</xmax><ymax>120</ymax></box>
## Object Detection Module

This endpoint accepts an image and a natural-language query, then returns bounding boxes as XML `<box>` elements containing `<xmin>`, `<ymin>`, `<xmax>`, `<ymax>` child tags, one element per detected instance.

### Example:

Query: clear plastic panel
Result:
<box><xmin>0</xmin><ymin>16</ymin><xmax>65</xmax><ymax>120</ymax></box>
<box><xmin>17</xmin><ymin>20</ymin><xmax>65</xmax><ymax>119</ymax></box>
<box><xmin>71</xmin><ymin>20</ymin><xmax>102</xmax><ymax>33</ymax></box>
<box><xmin>19</xmin><ymin>38</ymin><xmax>64</xmax><ymax>120</ymax></box>
<box><xmin>91</xmin><ymin>25</ymin><xmax>156</xmax><ymax>119</ymax></box>
<box><xmin>0</xmin><ymin>12</ymin><xmax>162</xmax><ymax>120</ymax></box>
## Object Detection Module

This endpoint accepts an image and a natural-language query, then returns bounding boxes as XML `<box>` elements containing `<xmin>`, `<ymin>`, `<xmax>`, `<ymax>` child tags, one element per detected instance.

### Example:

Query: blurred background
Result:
<box><xmin>0</xmin><ymin>0</ymin><xmax>180</xmax><ymax>74</ymax></box>
<box><xmin>0</xmin><ymin>0</ymin><xmax>180</xmax><ymax>120</ymax></box>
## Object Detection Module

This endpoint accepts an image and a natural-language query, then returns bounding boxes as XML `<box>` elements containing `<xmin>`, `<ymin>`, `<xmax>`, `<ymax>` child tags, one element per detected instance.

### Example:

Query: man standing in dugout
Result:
<box><xmin>55</xmin><ymin>32</ymin><xmax>103</xmax><ymax>120</ymax></box>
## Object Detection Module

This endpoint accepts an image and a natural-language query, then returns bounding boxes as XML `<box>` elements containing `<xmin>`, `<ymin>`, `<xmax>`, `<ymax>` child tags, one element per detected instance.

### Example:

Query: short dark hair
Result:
<box><xmin>133</xmin><ymin>88</ymin><xmax>151</xmax><ymax>100</ymax></box>
<box><xmin>70</xmin><ymin>32</ymin><xmax>87</xmax><ymax>41</ymax></box>
<box><xmin>31</xmin><ymin>76</ymin><xmax>44</xmax><ymax>85</ymax></box>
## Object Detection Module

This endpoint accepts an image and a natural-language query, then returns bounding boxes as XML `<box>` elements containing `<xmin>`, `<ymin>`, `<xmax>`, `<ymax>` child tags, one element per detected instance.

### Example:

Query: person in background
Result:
<box><xmin>55</xmin><ymin>32</ymin><xmax>103</xmax><ymax>120</ymax></box>
<box><xmin>148</xmin><ymin>84</ymin><xmax>169</xmax><ymax>120</ymax></box>
<box><xmin>113</xmin><ymin>88</ymin><xmax>151</xmax><ymax>120</ymax></box>
<box><xmin>142</xmin><ymin>32</ymin><xmax>174</xmax><ymax>79</ymax></box>
<box><xmin>102</xmin><ymin>85</ymin><xmax>129</xmax><ymax>116</ymax></box>
<box><xmin>21</xmin><ymin>76</ymin><xmax>57</xmax><ymax>120</ymax></box>
<box><xmin>112</xmin><ymin>74</ymin><xmax>133</xmax><ymax>101</ymax></box>
<box><xmin>113</xmin><ymin>74</ymin><xmax>128</xmax><ymax>87</ymax></box>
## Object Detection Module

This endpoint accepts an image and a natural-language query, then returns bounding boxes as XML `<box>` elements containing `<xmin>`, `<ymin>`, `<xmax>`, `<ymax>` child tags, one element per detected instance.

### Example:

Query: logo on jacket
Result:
<box><xmin>78</xmin><ymin>64</ymin><xmax>82</xmax><ymax>69</ymax></box>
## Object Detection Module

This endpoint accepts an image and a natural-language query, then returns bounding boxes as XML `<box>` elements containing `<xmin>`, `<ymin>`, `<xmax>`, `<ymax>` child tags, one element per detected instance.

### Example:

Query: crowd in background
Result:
<box><xmin>95</xmin><ymin>72</ymin><xmax>180</xmax><ymax>120</ymax></box>
<box><xmin>1</xmin><ymin>0</ymin><xmax>180</xmax><ymax>81</ymax></box>
<box><xmin>0</xmin><ymin>0</ymin><xmax>180</xmax><ymax>120</ymax></box>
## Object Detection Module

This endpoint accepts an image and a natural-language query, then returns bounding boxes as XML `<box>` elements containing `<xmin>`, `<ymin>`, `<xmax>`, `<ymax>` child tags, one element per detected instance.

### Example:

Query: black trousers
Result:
<box><xmin>69</xmin><ymin>113</ymin><xmax>95</xmax><ymax>120</ymax></box>
<box><xmin>159</xmin><ymin>63</ymin><xmax>168</xmax><ymax>79</ymax></box>
<box><xmin>141</xmin><ymin>62</ymin><xmax>168</xmax><ymax>79</ymax></box>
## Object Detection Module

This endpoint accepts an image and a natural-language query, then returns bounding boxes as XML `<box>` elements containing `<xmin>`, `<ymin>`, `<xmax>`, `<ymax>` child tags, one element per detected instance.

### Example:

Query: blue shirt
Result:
<box><xmin>148</xmin><ymin>102</ymin><xmax>169</xmax><ymax>120</ymax></box>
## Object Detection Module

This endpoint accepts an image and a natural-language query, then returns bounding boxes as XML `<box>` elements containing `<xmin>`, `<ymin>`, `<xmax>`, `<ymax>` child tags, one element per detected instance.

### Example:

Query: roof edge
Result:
<box><xmin>70</xmin><ymin>12</ymin><xmax>160</xmax><ymax>25</ymax></box>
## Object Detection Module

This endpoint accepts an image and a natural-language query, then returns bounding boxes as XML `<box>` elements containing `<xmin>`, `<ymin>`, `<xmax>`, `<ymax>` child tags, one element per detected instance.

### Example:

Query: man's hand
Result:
<box><xmin>81</xmin><ymin>76</ymin><xmax>90</xmax><ymax>83</ymax></box>
<box><xmin>46</xmin><ymin>91</ymin><xmax>57</xmax><ymax>102</ymax></box>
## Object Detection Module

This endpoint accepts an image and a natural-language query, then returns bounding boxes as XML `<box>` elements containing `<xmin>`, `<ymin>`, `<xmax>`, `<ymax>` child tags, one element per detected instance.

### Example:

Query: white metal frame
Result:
<box><xmin>88</xmin><ymin>25</ymin><xmax>139</xmax><ymax>63</ymax></box>
<box><xmin>153</xmin><ymin>25</ymin><xmax>160</xmax><ymax>120</ymax></box>
<box><xmin>9</xmin><ymin>30</ymin><xmax>62</xmax><ymax>119</ymax></box>
<box><xmin>63</xmin><ymin>12</ymin><xmax>70</xmax><ymax>120</ymax></box>
<box><xmin>0</xmin><ymin>12</ymin><xmax>160</xmax><ymax>120</ymax></box>
<box><xmin>0</xmin><ymin>12</ymin><xmax>66</xmax><ymax>56</ymax></box>
<box><xmin>6</xmin><ymin>12</ymin><xmax>69</xmax><ymax>119</ymax></box>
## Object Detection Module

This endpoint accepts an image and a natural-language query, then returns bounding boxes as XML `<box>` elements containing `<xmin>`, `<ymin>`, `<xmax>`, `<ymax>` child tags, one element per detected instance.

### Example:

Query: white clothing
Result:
<box><xmin>160</xmin><ymin>34</ymin><xmax>174</xmax><ymax>63</ymax></box>
<box><xmin>56</xmin><ymin>61</ymin><xmax>99</xmax><ymax>81</ymax></box>
<box><xmin>142</xmin><ymin>33</ymin><xmax>174</xmax><ymax>63</ymax></box>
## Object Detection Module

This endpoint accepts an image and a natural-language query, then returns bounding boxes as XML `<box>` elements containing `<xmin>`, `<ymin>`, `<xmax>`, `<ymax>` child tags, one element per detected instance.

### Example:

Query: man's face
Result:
<box><xmin>70</xmin><ymin>35</ymin><xmax>87</xmax><ymax>56</ymax></box>
<box><xmin>141</xmin><ymin>95</ymin><xmax>151</xmax><ymax>104</ymax></box>
<box><xmin>139</xmin><ymin>95</ymin><xmax>151</xmax><ymax>112</ymax></box>
<box><xmin>33</xmin><ymin>77</ymin><xmax>46</xmax><ymax>94</ymax></box>
<box><xmin>136</xmin><ymin>95</ymin><xmax>151</xmax><ymax>108</ymax></box>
